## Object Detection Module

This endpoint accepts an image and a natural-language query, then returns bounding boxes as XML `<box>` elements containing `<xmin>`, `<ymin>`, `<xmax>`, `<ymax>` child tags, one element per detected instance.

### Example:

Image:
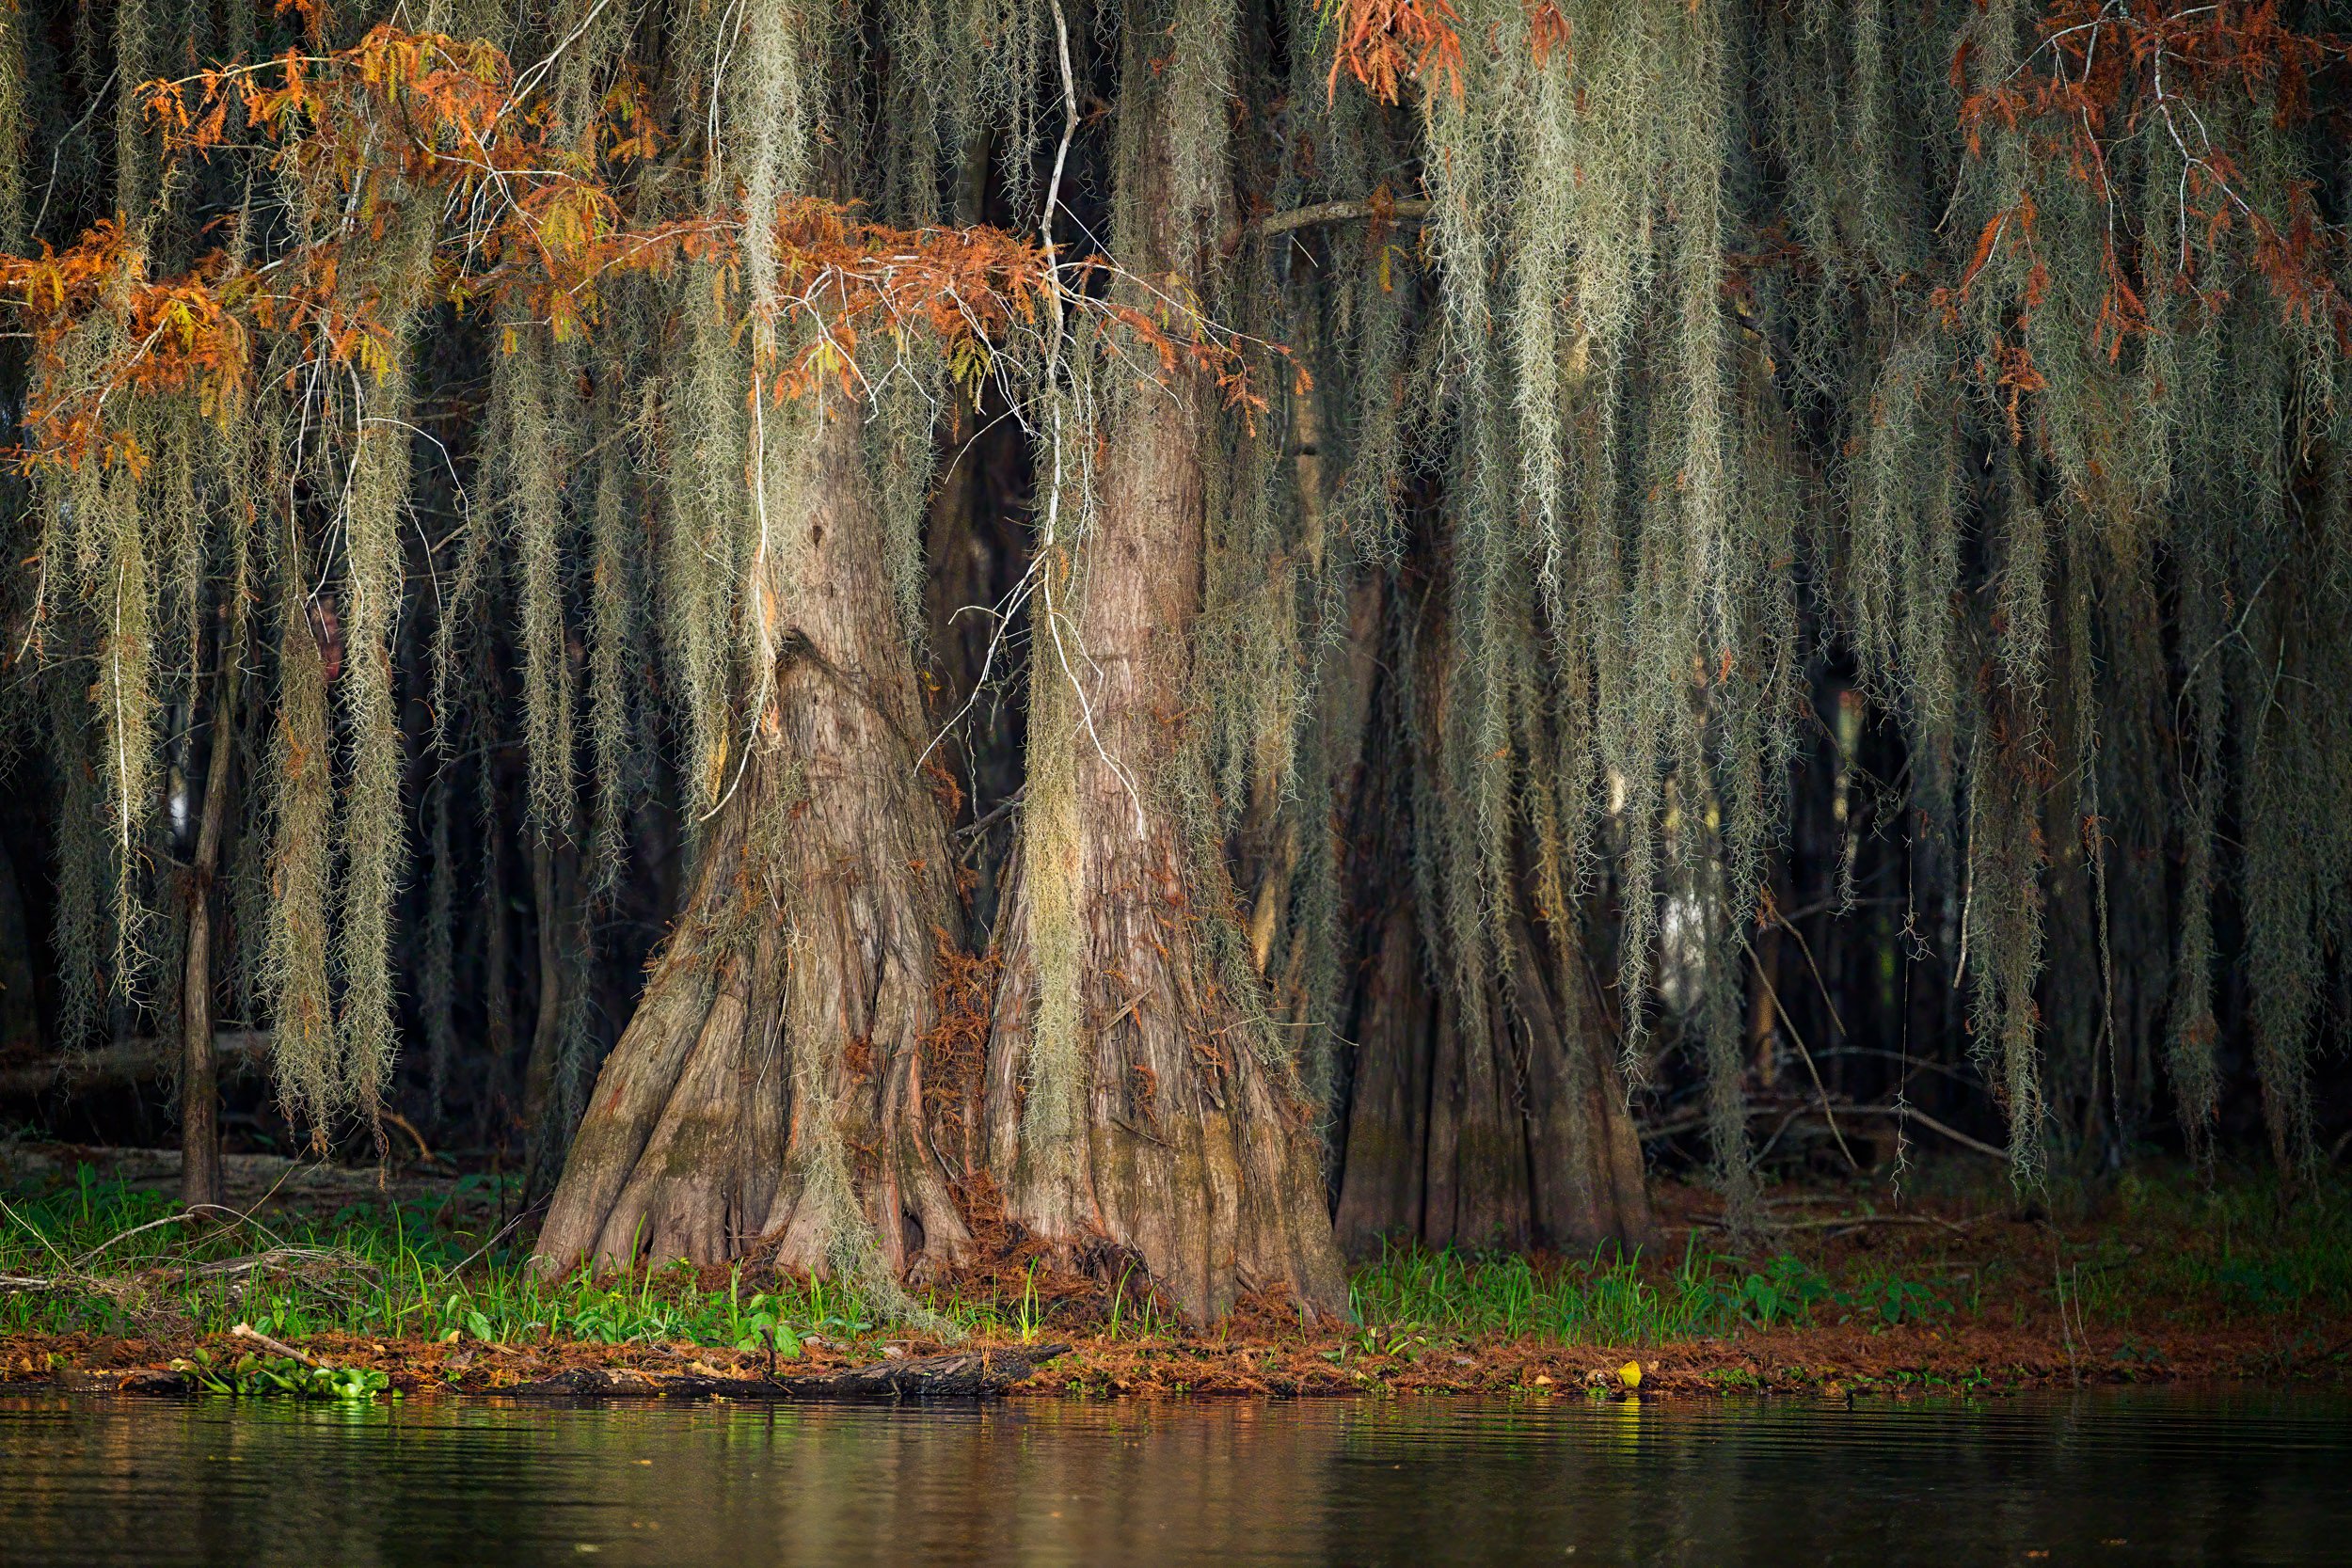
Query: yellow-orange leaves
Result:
<box><xmin>1324</xmin><ymin>0</ymin><xmax>1465</xmax><ymax>104</ymax></box>
<box><xmin>0</xmin><ymin>221</ymin><xmax>252</xmax><ymax>470</ymax></box>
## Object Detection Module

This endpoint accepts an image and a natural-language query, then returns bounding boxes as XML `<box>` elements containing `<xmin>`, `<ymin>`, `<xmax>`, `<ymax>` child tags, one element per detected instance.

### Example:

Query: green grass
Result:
<box><xmin>1344</xmin><ymin>1238</ymin><xmax>1960</xmax><ymax>1341</ymax></box>
<box><xmin>0</xmin><ymin>1167</ymin><xmax>1157</xmax><ymax>1354</ymax></box>
<box><xmin>1348</xmin><ymin>1239</ymin><xmax>1733</xmax><ymax>1340</ymax></box>
<box><xmin>4</xmin><ymin>1163</ymin><xmax>2345</xmax><ymax>1358</ymax></box>
<box><xmin>0</xmin><ymin>1170</ymin><xmax>1926</xmax><ymax>1352</ymax></box>
<box><xmin>2050</xmin><ymin>1169</ymin><xmax>2352</xmax><ymax>1333</ymax></box>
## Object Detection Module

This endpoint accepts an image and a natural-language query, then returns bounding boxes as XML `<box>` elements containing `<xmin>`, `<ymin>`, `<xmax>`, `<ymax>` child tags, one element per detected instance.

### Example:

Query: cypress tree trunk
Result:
<box><xmin>1332</xmin><ymin>585</ymin><xmax>1651</xmax><ymax>1254</ymax></box>
<box><xmin>518</xmin><ymin>817</ymin><xmax>584</xmax><ymax>1202</ymax></box>
<box><xmin>1336</xmin><ymin>921</ymin><xmax>1646</xmax><ymax>1250</ymax></box>
<box><xmin>1329</xmin><ymin>903</ymin><xmax>1433</xmax><ymax>1245</ymax></box>
<box><xmin>178</xmin><ymin>582</ymin><xmax>243</xmax><ymax>1214</ymax></box>
<box><xmin>977</xmin><ymin>0</ymin><xmax>1344</xmax><ymax>1321</ymax></box>
<box><xmin>1334</xmin><ymin>894</ymin><xmax>1653</xmax><ymax>1259</ymax></box>
<box><xmin>533</xmin><ymin>406</ymin><xmax>972</xmax><ymax>1279</ymax></box>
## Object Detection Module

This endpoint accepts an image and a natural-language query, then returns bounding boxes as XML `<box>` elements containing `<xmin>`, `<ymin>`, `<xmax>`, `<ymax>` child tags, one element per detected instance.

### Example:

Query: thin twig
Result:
<box><xmin>1840</xmin><ymin>1103</ymin><xmax>2010</xmax><ymax>1161</ymax></box>
<box><xmin>955</xmin><ymin>784</ymin><xmax>1027</xmax><ymax>841</ymax></box>
<box><xmin>1749</xmin><ymin>951</ymin><xmax>1861</xmax><ymax>1173</ymax></box>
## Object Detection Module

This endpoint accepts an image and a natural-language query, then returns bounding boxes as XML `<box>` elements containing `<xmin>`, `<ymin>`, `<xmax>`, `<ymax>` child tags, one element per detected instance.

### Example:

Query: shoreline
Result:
<box><xmin>8</xmin><ymin>1151</ymin><xmax>2348</xmax><ymax>1405</ymax></box>
<box><xmin>9</xmin><ymin>1310</ymin><xmax>2347</xmax><ymax>1402</ymax></box>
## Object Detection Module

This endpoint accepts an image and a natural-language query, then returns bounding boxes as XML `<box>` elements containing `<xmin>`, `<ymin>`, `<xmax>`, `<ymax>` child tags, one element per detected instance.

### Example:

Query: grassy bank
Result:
<box><xmin>4</xmin><ymin>1150</ymin><xmax>2349</xmax><ymax>1398</ymax></box>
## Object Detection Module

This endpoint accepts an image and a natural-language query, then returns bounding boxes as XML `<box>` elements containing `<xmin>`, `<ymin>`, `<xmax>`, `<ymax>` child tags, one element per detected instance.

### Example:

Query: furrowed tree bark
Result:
<box><xmin>180</xmin><ymin>577</ymin><xmax>245</xmax><ymax>1213</ymax></box>
<box><xmin>1330</xmin><ymin>902</ymin><xmax>1433</xmax><ymax>1244</ymax></box>
<box><xmin>519</xmin><ymin>815</ymin><xmax>584</xmax><ymax>1203</ymax></box>
<box><xmin>977</xmin><ymin>0</ymin><xmax>1345</xmax><ymax>1322</ymax></box>
<box><xmin>533</xmin><ymin>404</ymin><xmax>971</xmax><ymax>1281</ymax></box>
<box><xmin>1332</xmin><ymin>580</ymin><xmax>1651</xmax><ymax>1255</ymax></box>
<box><xmin>1336</xmin><ymin>908</ymin><xmax>1652</xmax><ymax>1255</ymax></box>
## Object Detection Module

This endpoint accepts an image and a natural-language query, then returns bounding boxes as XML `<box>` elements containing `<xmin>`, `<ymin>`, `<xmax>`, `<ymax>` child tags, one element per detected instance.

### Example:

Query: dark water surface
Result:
<box><xmin>3</xmin><ymin>1388</ymin><xmax>2347</xmax><ymax>1565</ymax></box>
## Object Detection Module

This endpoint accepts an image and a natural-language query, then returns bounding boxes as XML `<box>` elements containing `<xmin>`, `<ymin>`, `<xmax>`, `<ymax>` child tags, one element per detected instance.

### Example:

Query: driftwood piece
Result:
<box><xmin>230</xmin><ymin>1322</ymin><xmax>322</xmax><ymax>1367</ymax></box>
<box><xmin>51</xmin><ymin>1368</ymin><xmax>198</xmax><ymax>1395</ymax></box>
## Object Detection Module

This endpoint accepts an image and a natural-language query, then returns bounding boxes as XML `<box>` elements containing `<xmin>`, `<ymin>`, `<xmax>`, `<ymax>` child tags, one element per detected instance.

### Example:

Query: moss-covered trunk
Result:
<box><xmin>533</xmin><ymin>406</ymin><xmax>971</xmax><ymax>1280</ymax></box>
<box><xmin>976</xmin><ymin>0</ymin><xmax>1344</xmax><ymax>1322</ymax></box>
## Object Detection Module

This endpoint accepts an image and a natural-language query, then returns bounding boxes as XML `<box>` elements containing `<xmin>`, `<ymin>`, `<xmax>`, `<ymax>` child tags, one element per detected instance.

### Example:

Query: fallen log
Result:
<box><xmin>0</xmin><ymin>1032</ymin><xmax>271</xmax><ymax>1098</ymax></box>
<box><xmin>512</xmin><ymin>1343</ymin><xmax>1073</xmax><ymax>1401</ymax></box>
<box><xmin>40</xmin><ymin>1343</ymin><xmax>1074</xmax><ymax>1402</ymax></box>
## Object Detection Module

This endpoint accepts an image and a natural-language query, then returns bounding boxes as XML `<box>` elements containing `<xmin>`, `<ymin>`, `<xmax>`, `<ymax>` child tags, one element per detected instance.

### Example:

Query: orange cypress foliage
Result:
<box><xmin>1317</xmin><ymin>0</ymin><xmax>1563</xmax><ymax>103</ymax></box>
<box><xmin>1524</xmin><ymin>2</ymin><xmax>1571</xmax><ymax>70</ymax></box>
<box><xmin>1323</xmin><ymin>0</ymin><xmax>1466</xmax><ymax>103</ymax></box>
<box><xmin>1955</xmin><ymin>0</ymin><xmax>2352</xmax><ymax>356</ymax></box>
<box><xmin>2</xmin><ymin>25</ymin><xmax>1283</xmax><ymax>469</ymax></box>
<box><xmin>0</xmin><ymin>221</ymin><xmax>253</xmax><ymax>471</ymax></box>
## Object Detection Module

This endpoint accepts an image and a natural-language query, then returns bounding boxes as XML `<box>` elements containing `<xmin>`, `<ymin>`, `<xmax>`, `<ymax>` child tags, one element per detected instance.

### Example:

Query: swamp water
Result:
<box><xmin>2</xmin><ymin>1389</ymin><xmax>2347</xmax><ymax>1565</ymax></box>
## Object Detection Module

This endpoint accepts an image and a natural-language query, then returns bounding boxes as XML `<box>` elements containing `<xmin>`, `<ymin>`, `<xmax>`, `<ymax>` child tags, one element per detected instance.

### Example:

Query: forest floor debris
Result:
<box><xmin>2</xmin><ymin>1145</ymin><xmax>2346</xmax><ymax>1401</ymax></box>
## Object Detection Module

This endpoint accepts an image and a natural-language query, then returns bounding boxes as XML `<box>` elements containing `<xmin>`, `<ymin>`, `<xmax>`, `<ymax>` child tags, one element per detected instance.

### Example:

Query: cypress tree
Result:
<box><xmin>5</xmin><ymin>0</ymin><xmax>2351</xmax><ymax>1316</ymax></box>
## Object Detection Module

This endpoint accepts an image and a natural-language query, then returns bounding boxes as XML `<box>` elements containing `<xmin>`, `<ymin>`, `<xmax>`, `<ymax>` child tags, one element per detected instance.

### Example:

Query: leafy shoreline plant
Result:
<box><xmin>170</xmin><ymin>1345</ymin><xmax>391</xmax><ymax>1402</ymax></box>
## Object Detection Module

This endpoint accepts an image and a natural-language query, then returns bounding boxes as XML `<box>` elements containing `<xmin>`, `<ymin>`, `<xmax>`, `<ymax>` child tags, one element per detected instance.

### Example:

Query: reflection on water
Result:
<box><xmin>2</xmin><ymin>1388</ymin><xmax>2347</xmax><ymax>1565</ymax></box>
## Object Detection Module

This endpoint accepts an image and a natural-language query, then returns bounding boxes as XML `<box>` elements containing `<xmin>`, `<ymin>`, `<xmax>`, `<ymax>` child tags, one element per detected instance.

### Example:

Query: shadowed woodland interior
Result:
<box><xmin>1</xmin><ymin>0</ymin><xmax>2349</xmax><ymax>1321</ymax></box>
